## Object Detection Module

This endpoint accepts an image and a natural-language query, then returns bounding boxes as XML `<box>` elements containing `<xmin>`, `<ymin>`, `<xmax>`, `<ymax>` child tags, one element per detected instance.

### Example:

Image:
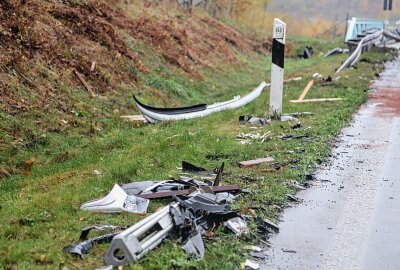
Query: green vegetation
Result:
<box><xmin>0</xmin><ymin>35</ymin><xmax>394</xmax><ymax>269</ymax></box>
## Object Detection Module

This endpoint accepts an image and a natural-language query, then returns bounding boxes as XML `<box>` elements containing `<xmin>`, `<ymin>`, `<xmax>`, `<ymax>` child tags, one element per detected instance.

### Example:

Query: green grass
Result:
<box><xmin>0</xmin><ymin>40</ymin><xmax>394</xmax><ymax>269</ymax></box>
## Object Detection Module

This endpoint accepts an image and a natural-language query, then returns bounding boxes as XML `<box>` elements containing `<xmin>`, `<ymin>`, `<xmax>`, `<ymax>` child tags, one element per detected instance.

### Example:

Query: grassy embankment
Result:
<box><xmin>0</xmin><ymin>25</ymin><xmax>394</xmax><ymax>269</ymax></box>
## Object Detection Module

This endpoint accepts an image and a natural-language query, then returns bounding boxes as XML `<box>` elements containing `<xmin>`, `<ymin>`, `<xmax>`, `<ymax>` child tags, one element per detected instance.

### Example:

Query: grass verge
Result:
<box><xmin>0</xmin><ymin>44</ymin><xmax>395</xmax><ymax>269</ymax></box>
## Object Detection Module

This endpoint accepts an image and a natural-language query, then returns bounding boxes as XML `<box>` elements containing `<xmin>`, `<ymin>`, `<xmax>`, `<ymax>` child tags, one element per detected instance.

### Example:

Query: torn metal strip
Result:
<box><xmin>137</xmin><ymin>184</ymin><xmax>240</xmax><ymax>199</ymax></box>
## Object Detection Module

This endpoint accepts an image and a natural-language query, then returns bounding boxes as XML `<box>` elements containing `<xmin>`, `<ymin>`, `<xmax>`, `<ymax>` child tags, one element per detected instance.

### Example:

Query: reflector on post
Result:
<box><xmin>270</xmin><ymin>18</ymin><xmax>286</xmax><ymax>118</ymax></box>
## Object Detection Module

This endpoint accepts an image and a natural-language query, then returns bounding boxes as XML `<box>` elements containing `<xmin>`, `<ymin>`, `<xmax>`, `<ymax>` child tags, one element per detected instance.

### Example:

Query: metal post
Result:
<box><xmin>270</xmin><ymin>18</ymin><xmax>286</xmax><ymax>118</ymax></box>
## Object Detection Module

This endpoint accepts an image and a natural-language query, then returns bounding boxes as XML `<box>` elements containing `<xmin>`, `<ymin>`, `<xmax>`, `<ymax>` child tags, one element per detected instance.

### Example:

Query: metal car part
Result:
<box><xmin>104</xmin><ymin>203</ymin><xmax>178</xmax><ymax>266</ymax></box>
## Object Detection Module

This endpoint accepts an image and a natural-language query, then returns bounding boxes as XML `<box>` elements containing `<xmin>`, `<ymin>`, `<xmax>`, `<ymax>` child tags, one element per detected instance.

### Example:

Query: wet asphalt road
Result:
<box><xmin>262</xmin><ymin>56</ymin><xmax>400</xmax><ymax>270</ymax></box>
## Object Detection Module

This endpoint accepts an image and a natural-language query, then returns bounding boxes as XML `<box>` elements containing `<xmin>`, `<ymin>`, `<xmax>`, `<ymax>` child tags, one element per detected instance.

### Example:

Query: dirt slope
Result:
<box><xmin>0</xmin><ymin>0</ymin><xmax>270</xmax><ymax>114</ymax></box>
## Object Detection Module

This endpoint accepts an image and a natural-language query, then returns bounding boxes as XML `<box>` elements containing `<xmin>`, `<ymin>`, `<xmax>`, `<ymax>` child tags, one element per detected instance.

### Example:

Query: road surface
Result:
<box><xmin>262</xmin><ymin>56</ymin><xmax>400</xmax><ymax>270</ymax></box>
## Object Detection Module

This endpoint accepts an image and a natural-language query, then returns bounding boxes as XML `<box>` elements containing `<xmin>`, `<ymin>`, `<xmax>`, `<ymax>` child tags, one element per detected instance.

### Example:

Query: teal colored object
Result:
<box><xmin>345</xmin><ymin>17</ymin><xmax>385</xmax><ymax>42</ymax></box>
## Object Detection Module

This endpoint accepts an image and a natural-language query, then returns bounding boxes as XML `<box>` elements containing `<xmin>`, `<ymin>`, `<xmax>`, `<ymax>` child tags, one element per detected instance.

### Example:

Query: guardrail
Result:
<box><xmin>345</xmin><ymin>17</ymin><xmax>385</xmax><ymax>42</ymax></box>
<box><xmin>336</xmin><ymin>28</ymin><xmax>400</xmax><ymax>74</ymax></box>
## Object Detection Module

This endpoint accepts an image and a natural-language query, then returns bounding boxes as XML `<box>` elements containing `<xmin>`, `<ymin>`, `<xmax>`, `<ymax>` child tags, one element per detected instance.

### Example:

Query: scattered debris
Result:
<box><xmin>224</xmin><ymin>217</ymin><xmax>249</xmax><ymax>235</ymax></box>
<box><xmin>249</xmin><ymin>251</ymin><xmax>268</xmax><ymax>260</ymax></box>
<box><xmin>280</xmin><ymin>115</ymin><xmax>297</xmax><ymax>122</ymax></box>
<box><xmin>104</xmin><ymin>189</ymin><xmax>242</xmax><ymax>266</ymax></box>
<box><xmin>289</xmin><ymin>79</ymin><xmax>344</xmax><ymax>103</ymax></box>
<box><xmin>287</xmin><ymin>112</ymin><xmax>314</xmax><ymax>117</ymax></box>
<box><xmin>324</xmin><ymin>47</ymin><xmax>349</xmax><ymax>58</ymax></box>
<box><xmin>138</xmin><ymin>185</ymin><xmax>240</xmax><ymax>200</ymax></box>
<box><xmin>181</xmin><ymin>230</ymin><xmax>205</xmax><ymax>259</ymax></box>
<box><xmin>297</xmin><ymin>80</ymin><xmax>314</xmax><ymax>102</ymax></box>
<box><xmin>239</xmin><ymin>157</ymin><xmax>275</xmax><ymax>168</ymax></box>
<box><xmin>243</xmin><ymin>245</ymin><xmax>263</xmax><ymax>252</ymax></box>
<box><xmin>239</xmin><ymin>115</ymin><xmax>271</xmax><ymax>126</ymax></box>
<box><xmin>262</xmin><ymin>218</ymin><xmax>280</xmax><ymax>233</ymax></box>
<box><xmin>286</xmin><ymin>194</ymin><xmax>302</xmax><ymax>203</ymax></box>
<box><xmin>291</xmin><ymin>122</ymin><xmax>301</xmax><ymax>130</ymax></box>
<box><xmin>282</xmin><ymin>248</ymin><xmax>297</xmax><ymax>253</ymax></box>
<box><xmin>284</xmin><ymin>76</ymin><xmax>303</xmax><ymax>82</ymax></box>
<box><xmin>281</xmin><ymin>134</ymin><xmax>310</xmax><ymax>141</ymax></box>
<box><xmin>120</xmin><ymin>115</ymin><xmax>147</xmax><ymax>122</ymax></box>
<box><xmin>93</xmin><ymin>170</ymin><xmax>103</xmax><ymax>178</ymax></box>
<box><xmin>182</xmin><ymin>161</ymin><xmax>208</xmax><ymax>172</ymax></box>
<box><xmin>290</xmin><ymin>98</ymin><xmax>343</xmax><ymax>103</ymax></box>
<box><xmin>242</xmin><ymin>259</ymin><xmax>260</xmax><ymax>270</ymax></box>
<box><xmin>64</xmin><ymin>229</ymin><xmax>123</xmax><ymax>258</ymax></box>
<box><xmin>236</xmin><ymin>132</ymin><xmax>271</xmax><ymax>144</ymax></box>
<box><xmin>312</xmin><ymin>73</ymin><xmax>322</xmax><ymax>79</ymax></box>
<box><xmin>298</xmin><ymin>46</ymin><xmax>314</xmax><ymax>59</ymax></box>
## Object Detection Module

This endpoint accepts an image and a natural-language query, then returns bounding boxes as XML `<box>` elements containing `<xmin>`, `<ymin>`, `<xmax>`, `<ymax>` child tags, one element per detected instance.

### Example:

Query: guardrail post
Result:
<box><xmin>270</xmin><ymin>18</ymin><xmax>286</xmax><ymax>118</ymax></box>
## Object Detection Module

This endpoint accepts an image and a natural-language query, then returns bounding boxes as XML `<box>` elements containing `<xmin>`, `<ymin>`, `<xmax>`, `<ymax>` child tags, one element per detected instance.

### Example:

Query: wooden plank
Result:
<box><xmin>137</xmin><ymin>184</ymin><xmax>240</xmax><ymax>199</ymax></box>
<box><xmin>73</xmin><ymin>69</ymin><xmax>96</xmax><ymax>97</ymax></box>
<box><xmin>239</xmin><ymin>157</ymin><xmax>275</xmax><ymax>168</ymax></box>
<box><xmin>290</xmin><ymin>98</ymin><xmax>343</xmax><ymax>103</ymax></box>
<box><xmin>120</xmin><ymin>115</ymin><xmax>146</xmax><ymax>122</ymax></box>
<box><xmin>298</xmin><ymin>80</ymin><xmax>314</xmax><ymax>101</ymax></box>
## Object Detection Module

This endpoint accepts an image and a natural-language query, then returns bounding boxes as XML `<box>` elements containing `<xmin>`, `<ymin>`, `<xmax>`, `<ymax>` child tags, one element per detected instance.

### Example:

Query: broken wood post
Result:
<box><xmin>290</xmin><ymin>98</ymin><xmax>343</xmax><ymax>103</ymax></box>
<box><xmin>298</xmin><ymin>80</ymin><xmax>314</xmax><ymax>101</ymax></box>
<box><xmin>73</xmin><ymin>69</ymin><xmax>96</xmax><ymax>97</ymax></box>
<box><xmin>120</xmin><ymin>115</ymin><xmax>147</xmax><ymax>122</ymax></box>
<box><xmin>270</xmin><ymin>18</ymin><xmax>286</xmax><ymax>118</ymax></box>
<box><xmin>239</xmin><ymin>157</ymin><xmax>275</xmax><ymax>168</ymax></box>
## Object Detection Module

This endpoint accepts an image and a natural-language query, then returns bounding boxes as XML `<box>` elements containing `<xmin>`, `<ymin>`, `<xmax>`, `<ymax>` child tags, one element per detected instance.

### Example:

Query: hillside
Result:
<box><xmin>0</xmin><ymin>0</ymin><xmax>272</xmax><ymax>176</ymax></box>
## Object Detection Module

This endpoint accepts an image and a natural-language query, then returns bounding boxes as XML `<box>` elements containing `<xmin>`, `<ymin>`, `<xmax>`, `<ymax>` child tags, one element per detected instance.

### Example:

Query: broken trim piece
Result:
<box><xmin>137</xmin><ymin>185</ymin><xmax>240</xmax><ymax>199</ymax></box>
<box><xmin>133</xmin><ymin>82</ymin><xmax>269</xmax><ymax>123</ymax></box>
<box><xmin>133</xmin><ymin>96</ymin><xmax>207</xmax><ymax>115</ymax></box>
<box><xmin>80</xmin><ymin>184</ymin><xmax>150</xmax><ymax>214</ymax></box>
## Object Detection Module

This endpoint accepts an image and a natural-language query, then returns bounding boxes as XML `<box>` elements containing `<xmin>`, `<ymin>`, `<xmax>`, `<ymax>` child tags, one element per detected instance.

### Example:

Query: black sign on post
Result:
<box><xmin>384</xmin><ymin>0</ymin><xmax>393</xmax><ymax>10</ymax></box>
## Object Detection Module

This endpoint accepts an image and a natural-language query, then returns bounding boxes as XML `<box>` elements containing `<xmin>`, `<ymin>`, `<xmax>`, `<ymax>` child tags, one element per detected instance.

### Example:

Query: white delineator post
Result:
<box><xmin>270</xmin><ymin>18</ymin><xmax>286</xmax><ymax>118</ymax></box>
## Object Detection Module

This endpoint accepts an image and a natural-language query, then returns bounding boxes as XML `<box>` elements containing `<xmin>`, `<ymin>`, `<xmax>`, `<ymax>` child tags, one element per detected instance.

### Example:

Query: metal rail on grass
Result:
<box><xmin>336</xmin><ymin>29</ymin><xmax>384</xmax><ymax>74</ymax></box>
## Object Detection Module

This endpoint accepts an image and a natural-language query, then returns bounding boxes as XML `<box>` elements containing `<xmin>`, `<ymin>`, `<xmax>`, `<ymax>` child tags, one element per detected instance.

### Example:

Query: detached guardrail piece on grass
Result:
<box><xmin>239</xmin><ymin>157</ymin><xmax>275</xmax><ymax>168</ymax></box>
<box><xmin>134</xmin><ymin>81</ymin><xmax>269</xmax><ymax>123</ymax></box>
<box><xmin>336</xmin><ymin>29</ymin><xmax>384</xmax><ymax>74</ymax></box>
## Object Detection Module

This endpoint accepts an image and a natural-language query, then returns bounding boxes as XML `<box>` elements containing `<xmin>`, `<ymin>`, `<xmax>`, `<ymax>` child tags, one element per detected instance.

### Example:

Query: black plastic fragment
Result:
<box><xmin>182</xmin><ymin>161</ymin><xmax>208</xmax><ymax>172</ymax></box>
<box><xmin>64</xmin><ymin>232</ymin><xmax>119</xmax><ymax>258</ymax></box>
<box><xmin>133</xmin><ymin>95</ymin><xmax>207</xmax><ymax>115</ymax></box>
<box><xmin>213</xmin><ymin>162</ymin><xmax>224</xmax><ymax>186</ymax></box>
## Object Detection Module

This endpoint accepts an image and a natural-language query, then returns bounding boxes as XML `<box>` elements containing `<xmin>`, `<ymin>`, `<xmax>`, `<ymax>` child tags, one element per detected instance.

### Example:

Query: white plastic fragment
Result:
<box><xmin>243</xmin><ymin>245</ymin><xmax>263</xmax><ymax>252</ymax></box>
<box><xmin>80</xmin><ymin>184</ymin><xmax>149</xmax><ymax>214</ymax></box>
<box><xmin>224</xmin><ymin>217</ymin><xmax>249</xmax><ymax>235</ymax></box>
<box><xmin>244</xmin><ymin>259</ymin><xmax>260</xmax><ymax>270</ymax></box>
<box><xmin>93</xmin><ymin>170</ymin><xmax>103</xmax><ymax>178</ymax></box>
